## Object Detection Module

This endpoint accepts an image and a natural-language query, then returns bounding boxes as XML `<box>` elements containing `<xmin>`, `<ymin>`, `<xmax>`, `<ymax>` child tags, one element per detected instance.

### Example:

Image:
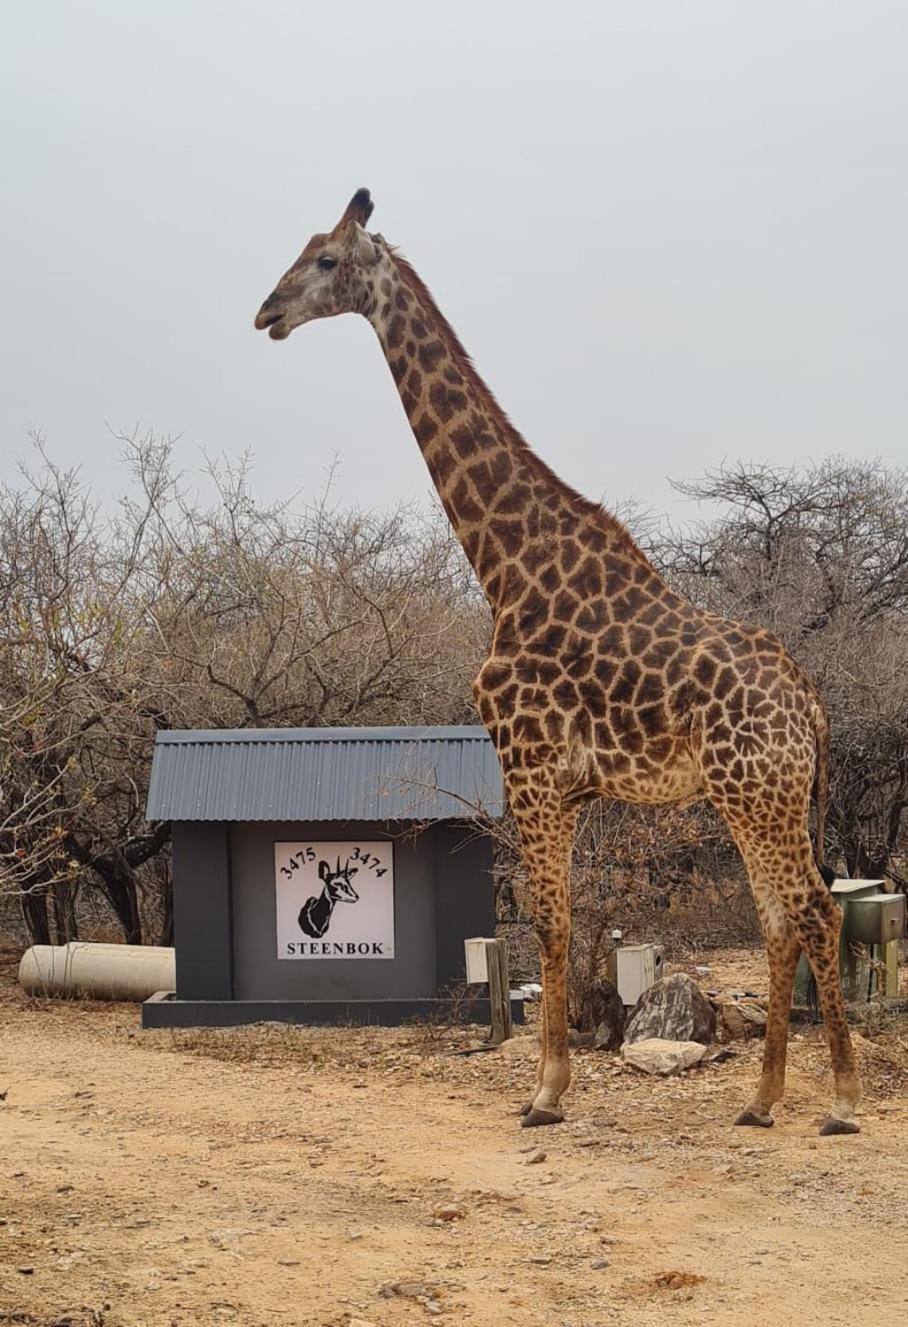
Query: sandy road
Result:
<box><xmin>2</xmin><ymin>951</ymin><xmax>908</xmax><ymax>1327</ymax></box>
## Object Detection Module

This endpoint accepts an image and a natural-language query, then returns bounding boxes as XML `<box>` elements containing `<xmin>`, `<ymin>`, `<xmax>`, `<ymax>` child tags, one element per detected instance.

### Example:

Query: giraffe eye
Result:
<box><xmin>317</xmin><ymin>256</ymin><xmax>337</xmax><ymax>271</ymax></box>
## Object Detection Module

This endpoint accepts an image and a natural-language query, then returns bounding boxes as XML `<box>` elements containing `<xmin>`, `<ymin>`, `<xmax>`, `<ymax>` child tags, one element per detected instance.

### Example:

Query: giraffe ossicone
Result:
<box><xmin>255</xmin><ymin>188</ymin><xmax>862</xmax><ymax>1136</ymax></box>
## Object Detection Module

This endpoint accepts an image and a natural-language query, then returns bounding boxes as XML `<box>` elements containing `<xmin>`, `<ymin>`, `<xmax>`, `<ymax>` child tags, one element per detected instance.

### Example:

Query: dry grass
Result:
<box><xmin>142</xmin><ymin>1017</ymin><xmax>492</xmax><ymax>1072</ymax></box>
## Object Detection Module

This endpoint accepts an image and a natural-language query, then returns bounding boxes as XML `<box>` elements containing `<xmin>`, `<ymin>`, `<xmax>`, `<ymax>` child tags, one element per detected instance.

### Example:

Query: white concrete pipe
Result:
<box><xmin>18</xmin><ymin>942</ymin><xmax>175</xmax><ymax>1001</ymax></box>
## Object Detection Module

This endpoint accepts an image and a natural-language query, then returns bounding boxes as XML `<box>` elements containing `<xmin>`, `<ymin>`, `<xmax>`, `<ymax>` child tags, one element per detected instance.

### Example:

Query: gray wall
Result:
<box><xmin>171</xmin><ymin>818</ymin><xmax>497</xmax><ymax>1004</ymax></box>
<box><xmin>172</xmin><ymin>821</ymin><xmax>233</xmax><ymax>1000</ymax></box>
<box><xmin>230</xmin><ymin>820</ymin><xmax>437</xmax><ymax>1000</ymax></box>
<box><xmin>433</xmin><ymin>825</ymin><xmax>496</xmax><ymax>988</ymax></box>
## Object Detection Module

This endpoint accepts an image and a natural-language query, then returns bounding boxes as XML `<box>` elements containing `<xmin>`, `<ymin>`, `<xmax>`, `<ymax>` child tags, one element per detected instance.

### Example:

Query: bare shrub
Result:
<box><xmin>653</xmin><ymin>458</ymin><xmax>908</xmax><ymax>887</ymax></box>
<box><xmin>0</xmin><ymin>434</ymin><xmax>485</xmax><ymax>944</ymax></box>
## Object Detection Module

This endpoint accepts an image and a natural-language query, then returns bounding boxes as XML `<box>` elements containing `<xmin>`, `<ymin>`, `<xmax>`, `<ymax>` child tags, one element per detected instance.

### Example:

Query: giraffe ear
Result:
<box><xmin>353</xmin><ymin>224</ymin><xmax>378</xmax><ymax>265</ymax></box>
<box><xmin>334</xmin><ymin>187</ymin><xmax>374</xmax><ymax>232</ymax></box>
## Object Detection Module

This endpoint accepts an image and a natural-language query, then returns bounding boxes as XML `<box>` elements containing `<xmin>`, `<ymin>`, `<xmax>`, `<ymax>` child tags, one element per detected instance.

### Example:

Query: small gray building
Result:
<box><xmin>141</xmin><ymin>725</ymin><xmax>518</xmax><ymax>1029</ymax></box>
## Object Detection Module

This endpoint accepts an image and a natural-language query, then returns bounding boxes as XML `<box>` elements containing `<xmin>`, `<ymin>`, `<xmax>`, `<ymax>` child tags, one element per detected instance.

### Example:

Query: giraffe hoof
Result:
<box><xmin>520</xmin><ymin>1107</ymin><xmax>564</xmax><ymax>1128</ymax></box>
<box><xmin>734</xmin><ymin>1108</ymin><xmax>774</xmax><ymax>1129</ymax></box>
<box><xmin>819</xmin><ymin>1116</ymin><xmax>860</xmax><ymax>1136</ymax></box>
<box><xmin>519</xmin><ymin>1101</ymin><xmax>533</xmax><ymax>1117</ymax></box>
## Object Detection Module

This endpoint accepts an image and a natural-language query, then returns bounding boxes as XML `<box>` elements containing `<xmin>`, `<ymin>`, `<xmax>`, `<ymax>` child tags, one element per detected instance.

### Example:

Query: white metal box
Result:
<box><xmin>464</xmin><ymin>936</ymin><xmax>494</xmax><ymax>983</ymax></box>
<box><xmin>615</xmin><ymin>943</ymin><xmax>664</xmax><ymax>1007</ymax></box>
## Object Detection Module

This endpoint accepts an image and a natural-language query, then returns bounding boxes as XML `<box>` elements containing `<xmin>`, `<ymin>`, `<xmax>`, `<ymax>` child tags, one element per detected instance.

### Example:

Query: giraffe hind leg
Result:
<box><xmin>794</xmin><ymin>888</ymin><xmax>862</xmax><ymax>1134</ymax></box>
<box><xmin>734</xmin><ymin>874</ymin><xmax>801</xmax><ymax>1128</ymax></box>
<box><xmin>734</xmin><ymin>836</ymin><xmax>861</xmax><ymax>1134</ymax></box>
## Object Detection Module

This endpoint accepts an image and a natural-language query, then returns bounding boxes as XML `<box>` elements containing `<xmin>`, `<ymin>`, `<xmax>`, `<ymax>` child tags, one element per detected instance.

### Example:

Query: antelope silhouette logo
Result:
<box><xmin>297</xmin><ymin>857</ymin><xmax>359</xmax><ymax>939</ymax></box>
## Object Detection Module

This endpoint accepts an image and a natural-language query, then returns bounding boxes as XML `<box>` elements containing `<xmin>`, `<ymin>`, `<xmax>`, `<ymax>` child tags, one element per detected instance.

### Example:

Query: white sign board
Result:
<box><xmin>275</xmin><ymin>841</ymin><xmax>394</xmax><ymax>960</ymax></box>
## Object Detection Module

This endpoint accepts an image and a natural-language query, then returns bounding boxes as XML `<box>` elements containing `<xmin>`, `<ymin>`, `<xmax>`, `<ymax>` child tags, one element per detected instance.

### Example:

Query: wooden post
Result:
<box><xmin>487</xmin><ymin>938</ymin><xmax>512</xmax><ymax>1045</ymax></box>
<box><xmin>464</xmin><ymin>936</ymin><xmax>512</xmax><ymax>1044</ymax></box>
<box><xmin>882</xmin><ymin>939</ymin><xmax>899</xmax><ymax>998</ymax></box>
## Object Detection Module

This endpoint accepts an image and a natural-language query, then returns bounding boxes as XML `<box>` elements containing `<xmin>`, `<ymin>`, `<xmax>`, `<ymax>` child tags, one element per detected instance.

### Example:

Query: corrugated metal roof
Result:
<box><xmin>146</xmin><ymin>725</ymin><xmax>503</xmax><ymax>823</ymax></box>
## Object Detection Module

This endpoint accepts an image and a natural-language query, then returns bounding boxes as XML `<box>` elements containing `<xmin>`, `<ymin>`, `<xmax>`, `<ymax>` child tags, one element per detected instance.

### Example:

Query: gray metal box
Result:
<box><xmin>846</xmin><ymin>894</ymin><xmax>905</xmax><ymax>946</ymax></box>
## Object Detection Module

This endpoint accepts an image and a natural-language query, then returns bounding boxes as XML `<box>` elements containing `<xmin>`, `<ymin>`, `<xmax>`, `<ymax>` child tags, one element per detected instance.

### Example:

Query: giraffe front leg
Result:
<box><xmin>520</xmin><ymin>989</ymin><xmax>547</xmax><ymax>1117</ymax></box>
<box><xmin>522</xmin><ymin>921</ymin><xmax>571</xmax><ymax>1127</ymax></box>
<box><xmin>505</xmin><ymin>775</ymin><xmax>575</xmax><ymax>1129</ymax></box>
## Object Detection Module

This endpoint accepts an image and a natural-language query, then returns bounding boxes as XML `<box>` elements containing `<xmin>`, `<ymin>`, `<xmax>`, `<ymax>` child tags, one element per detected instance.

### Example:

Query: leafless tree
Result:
<box><xmin>0</xmin><ymin>434</ymin><xmax>486</xmax><ymax>945</ymax></box>
<box><xmin>653</xmin><ymin>459</ymin><xmax>908</xmax><ymax>885</ymax></box>
<box><xmin>3</xmin><ymin>442</ymin><xmax>905</xmax><ymax>962</ymax></box>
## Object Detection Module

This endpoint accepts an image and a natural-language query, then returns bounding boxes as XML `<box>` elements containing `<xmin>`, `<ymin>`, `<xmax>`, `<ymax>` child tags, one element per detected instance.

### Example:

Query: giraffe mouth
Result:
<box><xmin>255</xmin><ymin>308</ymin><xmax>290</xmax><ymax>339</ymax></box>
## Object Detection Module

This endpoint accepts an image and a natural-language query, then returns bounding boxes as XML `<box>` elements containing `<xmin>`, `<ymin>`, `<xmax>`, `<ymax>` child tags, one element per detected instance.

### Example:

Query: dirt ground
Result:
<box><xmin>2</xmin><ymin>946</ymin><xmax>908</xmax><ymax>1327</ymax></box>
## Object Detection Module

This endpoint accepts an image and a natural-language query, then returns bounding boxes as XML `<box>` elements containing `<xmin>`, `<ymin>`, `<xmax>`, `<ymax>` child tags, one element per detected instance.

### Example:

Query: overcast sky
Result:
<box><xmin>2</xmin><ymin>1</ymin><xmax>905</xmax><ymax>525</ymax></box>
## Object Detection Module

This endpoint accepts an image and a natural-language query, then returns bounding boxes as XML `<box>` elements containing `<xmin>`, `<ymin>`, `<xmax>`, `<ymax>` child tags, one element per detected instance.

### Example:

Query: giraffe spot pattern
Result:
<box><xmin>338</xmin><ymin>241</ymin><xmax>860</xmax><ymax>1127</ymax></box>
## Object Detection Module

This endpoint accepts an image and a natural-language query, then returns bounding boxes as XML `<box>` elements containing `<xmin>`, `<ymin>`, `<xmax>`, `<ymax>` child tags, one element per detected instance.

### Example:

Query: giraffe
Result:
<box><xmin>254</xmin><ymin>189</ymin><xmax>862</xmax><ymax>1135</ymax></box>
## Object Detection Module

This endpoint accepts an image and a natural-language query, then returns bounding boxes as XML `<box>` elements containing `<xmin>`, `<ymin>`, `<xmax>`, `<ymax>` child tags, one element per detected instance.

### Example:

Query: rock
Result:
<box><xmin>207</xmin><ymin>1228</ymin><xmax>253</xmax><ymax>1250</ymax></box>
<box><xmin>656</xmin><ymin>1270</ymin><xmax>705</xmax><ymax>1291</ymax></box>
<box><xmin>621</xmin><ymin>1038</ymin><xmax>708</xmax><ymax>1076</ymax></box>
<box><xmin>473</xmin><ymin>1187</ymin><xmax>520</xmax><ymax>1206</ymax></box>
<box><xmin>590</xmin><ymin>980</ymin><xmax>626</xmax><ymax>1051</ymax></box>
<box><xmin>624</xmin><ymin>975</ymin><xmax>716</xmax><ymax>1045</ymax></box>
<box><xmin>498</xmin><ymin>1035</ymin><xmax>539</xmax><ymax>1060</ymax></box>
<box><xmin>718</xmin><ymin>998</ymin><xmax>768</xmax><ymax>1041</ymax></box>
<box><xmin>572</xmin><ymin>981</ymin><xmax>625</xmax><ymax>1050</ymax></box>
<box><xmin>591</xmin><ymin>1259</ymin><xmax>610</xmax><ymax>1270</ymax></box>
<box><xmin>432</xmin><ymin>1205</ymin><xmax>465</xmax><ymax>1222</ymax></box>
<box><xmin>380</xmin><ymin>1281</ymin><xmax>439</xmax><ymax>1301</ymax></box>
<box><xmin>349</xmin><ymin>1319</ymin><xmax>377</xmax><ymax>1327</ymax></box>
<box><xmin>525</xmin><ymin>1150</ymin><xmax>547</xmax><ymax>1166</ymax></box>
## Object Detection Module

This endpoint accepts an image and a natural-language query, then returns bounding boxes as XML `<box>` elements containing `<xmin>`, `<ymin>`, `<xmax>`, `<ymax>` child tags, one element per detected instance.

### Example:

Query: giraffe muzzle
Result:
<box><xmin>254</xmin><ymin>297</ymin><xmax>291</xmax><ymax>339</ymax></box>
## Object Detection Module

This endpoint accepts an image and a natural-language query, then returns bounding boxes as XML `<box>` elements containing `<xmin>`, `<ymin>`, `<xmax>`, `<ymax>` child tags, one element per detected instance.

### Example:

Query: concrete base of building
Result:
<box><xmin>141</xmin><ymin>990</ymin><xmax>525</xmax><ymax>1029</ymax></box>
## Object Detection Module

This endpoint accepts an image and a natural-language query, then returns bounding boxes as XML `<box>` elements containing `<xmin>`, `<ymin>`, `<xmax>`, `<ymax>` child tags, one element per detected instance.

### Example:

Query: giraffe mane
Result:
<box><xmin>389</xmin><ymin>249</ymin><xmax>649</xmax><ymax>563</ymax></box>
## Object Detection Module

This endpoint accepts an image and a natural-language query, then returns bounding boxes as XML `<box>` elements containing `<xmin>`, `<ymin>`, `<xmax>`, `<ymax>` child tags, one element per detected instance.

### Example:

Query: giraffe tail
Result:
<box><xmin>813</xmin><ymin>699</ymin><xmax>835</xmax><ymax>888</ymax></box>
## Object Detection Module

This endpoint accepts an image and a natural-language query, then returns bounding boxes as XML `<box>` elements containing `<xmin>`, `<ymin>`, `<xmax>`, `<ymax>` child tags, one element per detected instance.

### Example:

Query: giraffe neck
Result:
<box><xmin>366</xmin><ymin>252</ymin><xmax>651</xmax><ymax>610</ymax></box>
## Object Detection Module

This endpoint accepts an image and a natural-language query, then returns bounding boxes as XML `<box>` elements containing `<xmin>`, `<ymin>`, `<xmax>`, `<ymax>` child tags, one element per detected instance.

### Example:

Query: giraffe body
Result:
<box><xmin>255</xmin><ymin>190</ymin><xmax>862</xmax><ymax>1134</ymax></box>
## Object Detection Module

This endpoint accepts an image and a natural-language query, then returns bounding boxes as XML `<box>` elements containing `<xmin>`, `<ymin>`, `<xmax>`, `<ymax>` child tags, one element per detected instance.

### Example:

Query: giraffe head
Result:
<box><xmin>254</xmin><ymin>188</ymin><xmax>385</xmax><ymax>339</ymax></box>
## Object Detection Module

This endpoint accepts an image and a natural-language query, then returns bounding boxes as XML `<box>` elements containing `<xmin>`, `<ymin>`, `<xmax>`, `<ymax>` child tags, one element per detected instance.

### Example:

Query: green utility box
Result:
<box><xmin>793</xmin><ymin>879</ymin><xmax>905</xmax><ymax>1008</ymax></box>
